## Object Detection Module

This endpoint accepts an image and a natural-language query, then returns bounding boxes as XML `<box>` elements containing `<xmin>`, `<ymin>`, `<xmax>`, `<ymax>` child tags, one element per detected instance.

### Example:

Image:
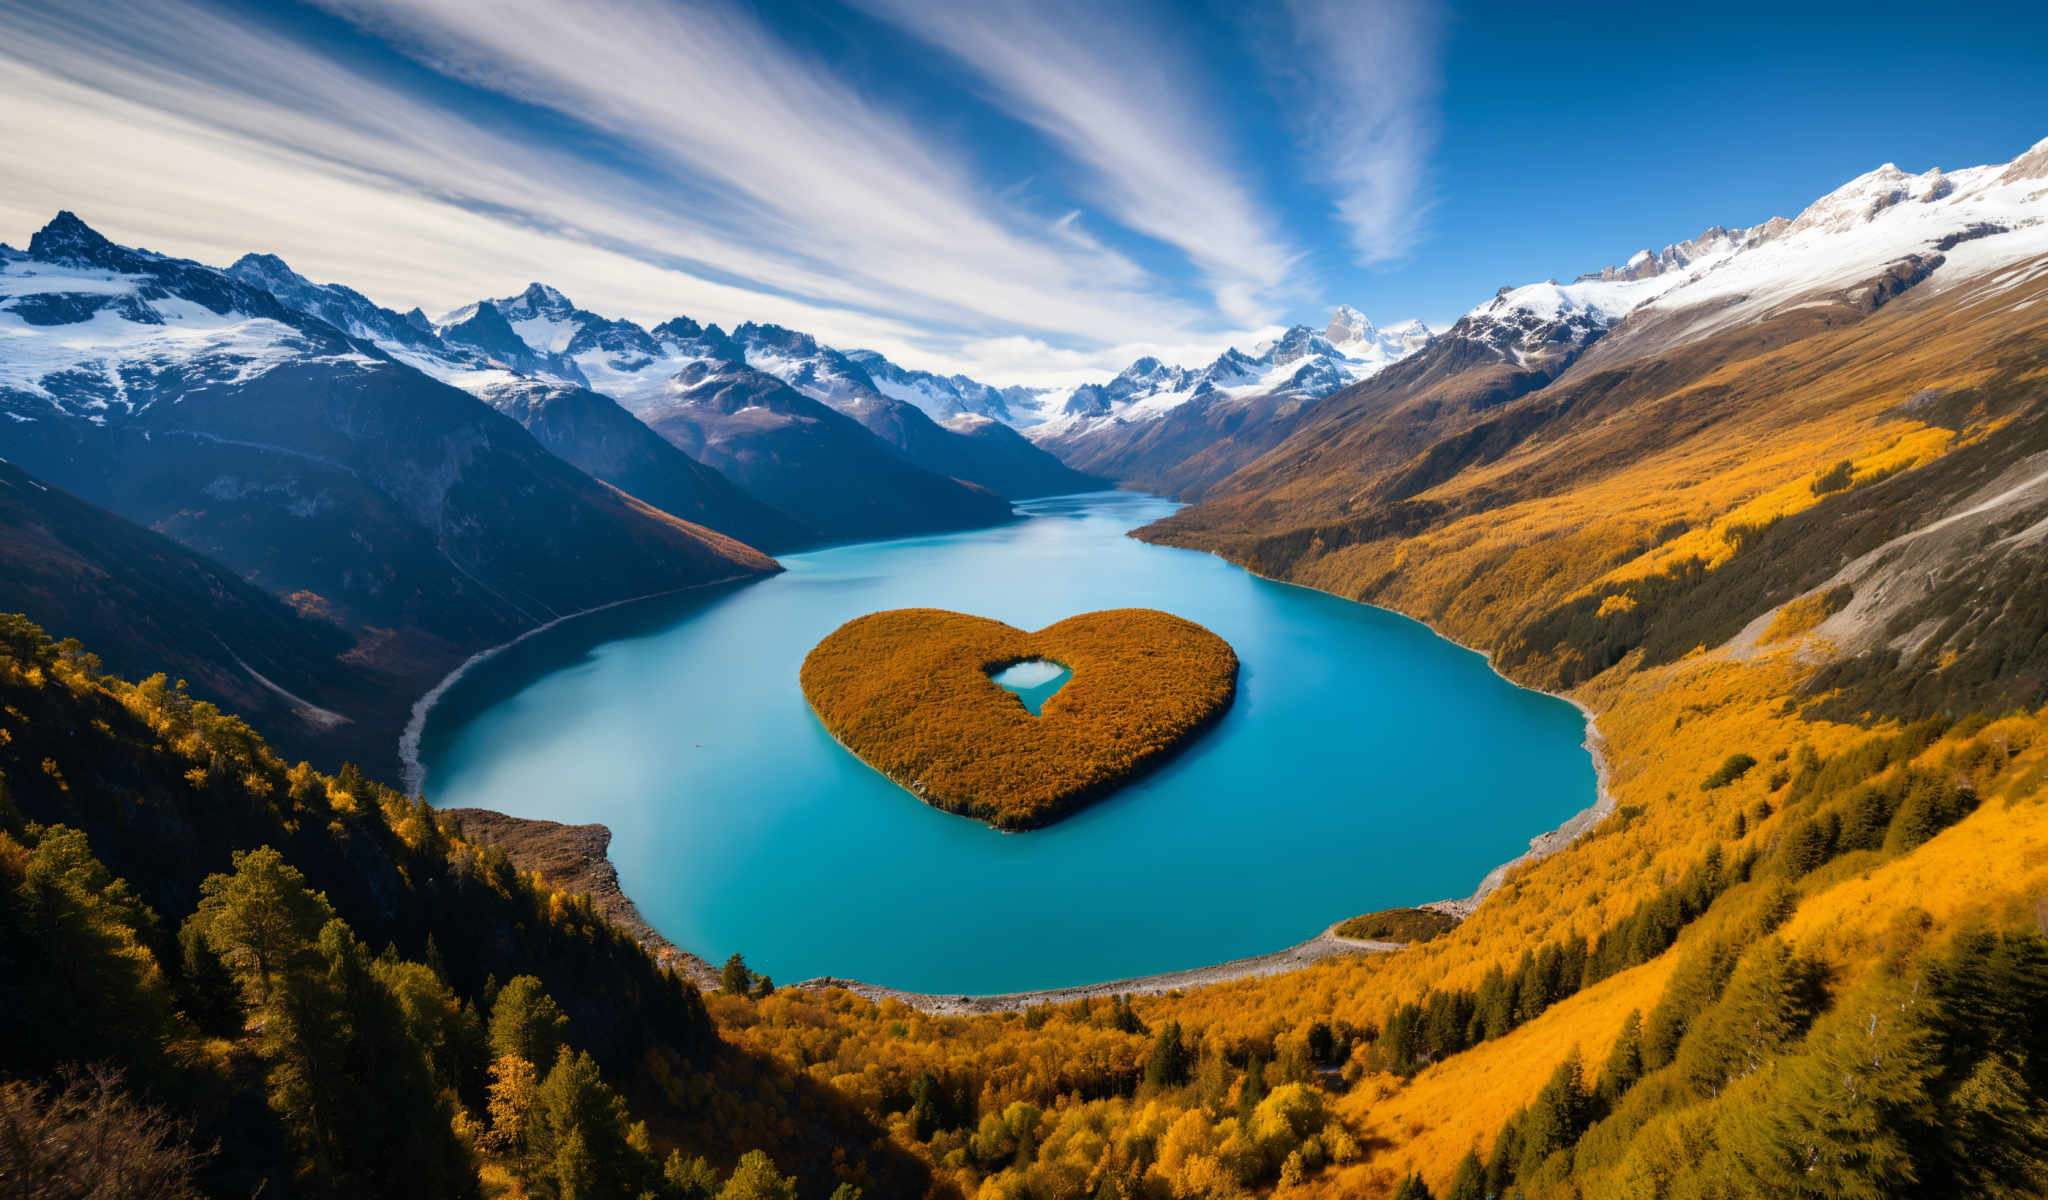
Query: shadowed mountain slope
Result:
<box><xmin>0</xmin><ymin>214</ymin><xmax>780</xmax><ymax>780</ymax></box>
<box><xmin>0</xmin><ymin>457</ymin><xmax>397</xmax><ymax>769</ymax></box>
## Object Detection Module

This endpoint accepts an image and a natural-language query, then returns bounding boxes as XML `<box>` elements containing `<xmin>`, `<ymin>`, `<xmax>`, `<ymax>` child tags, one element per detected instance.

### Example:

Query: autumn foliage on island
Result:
<box><xmin>800</xmin><ymin>608</ymin><xmax>1238</xmax><ymax>828</ymax></box>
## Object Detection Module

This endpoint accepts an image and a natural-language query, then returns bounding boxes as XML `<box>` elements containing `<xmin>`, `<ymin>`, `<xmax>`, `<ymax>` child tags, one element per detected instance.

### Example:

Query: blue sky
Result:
<box><xmin>0</xmin><ymin>0</ymin><xmax>2041</xmax><ymax>385</ymax></box>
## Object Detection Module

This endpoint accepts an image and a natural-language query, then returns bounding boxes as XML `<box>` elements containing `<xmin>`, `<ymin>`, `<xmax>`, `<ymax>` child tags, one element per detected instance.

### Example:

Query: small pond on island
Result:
<box><xmin>415</xmin><ymin>491</ymin><xmax>1596</xmax><ymax>995</ymax></box>
<box><xmin>989</xmin><ymin>659</ymin><xmax>1073</xmax><ymax>715</ymax></box>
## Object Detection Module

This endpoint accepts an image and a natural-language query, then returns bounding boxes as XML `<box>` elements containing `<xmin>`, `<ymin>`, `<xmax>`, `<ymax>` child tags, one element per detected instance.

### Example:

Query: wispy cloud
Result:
<box><xmin>854</xmin><ymin>0</ymin><xmax>1303</xmax><ymax>325</ymax></box>
<box><xmin>307</xmin><ymin>0</ymin><xmax>1203</xmax><ymax>336</ymax></box>
<box><xmin>1266</xmin><ymin>0</ymin><xmax>1442</xmax><ymax>265</ymax></box>
<box><xmin>0</xmin><ymin>0</ymin><xmax>1226</xmax><ymax>380</ymax></box>
<box><xmin>0</xmin><ymin>0</ymin><xmax>1442</xmax><ymax>384</ymax></box>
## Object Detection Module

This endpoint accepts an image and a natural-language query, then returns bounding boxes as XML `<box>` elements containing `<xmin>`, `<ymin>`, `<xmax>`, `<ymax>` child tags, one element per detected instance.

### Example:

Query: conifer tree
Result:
<box><xmin>1597</xmin><ymin>1011</ymin><xmax>1645</xmax><ymax>1111</ymax></box>
<box><xmin>190</xmin><ymin>845</ymin><xmax>334</xmax><ymax>1003</ymax></box>
<box><xmin>1444</xmin><ymin>1149</ymin><xmax>1485</xmax><ymax>1200</ymax></box>
<box><xmin>490</xmin><ymin>975</ymin><xmax>569</xmax><ymax>1067</ymax></box>
<box><xmin>264</xmin><ymin>920</ymin><xmax>477</xmax><ymax>1198</ymax></box>
<box><xmin>718</xmin><ymin>1149</ymin><xmax>798</xmax><ymax>1200</ymax></box>
<box><xmin>1642</xmin><ymin>938</ymin><xmax>1736</xmax><ymax>1069</ymax></box>
<box><xmin>1675</xmin><ymin>936</ymin><xmax>1817</xmax><ymax>1098</ymax></box>
<box><xmin>662</xmin><ymin>1151</ymin><xmax>721</xmax><ymax>1200</ymax></box>
<box><xmin>176</xmin><ymin>918</ymin><xmax>242</xmax><ymax>1036</ymax></box>
<box><xmin>375</xmin><ymin>956</ymin><xmax>482</xmax><ymax>1092</ymax></box>
<box><xmin>4</xmin><ymin>825</ymin><xmax>175</xmax><ymax>1074</ymax></box>
<box><xmin>1517</xmin><ymin>1051</ymin><xmax>1590</xmax><ymax>1181</ymax></box>
<box><xmin>721</xmin><ymin>953</ymin><xmax>753</xmax><ymax>995</ymax></box>
<box><xmin>1145</xmin><ymin>1021</ymin><xmax>1192</xmax><ymax>1088</ymax></box>
<box><xmin>1715</xmin><ymin>979</ymin><xmax>1937</xmax><ymax>1199</ymax></box>
<box><xmin>1237</xmin><ymin>1056</ymin><xmax>1268</xmax><ymax>1126</ymax></box>
<box><xmin>1482</xmin><ymin>1117</ymin><xmax>1520</xmax><ymax>1198</ymax></box>
<box><xmin>526</xmin><ymin>1047</ymin><xmax>648</xmax><ymax>1199</ymax></box>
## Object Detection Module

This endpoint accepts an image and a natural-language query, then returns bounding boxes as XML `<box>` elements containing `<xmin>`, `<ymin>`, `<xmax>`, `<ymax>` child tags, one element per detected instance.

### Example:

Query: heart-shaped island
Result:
<box><xmin>800</xmin><ymin>608</ymin><xmax>1239</xmax><ymax>829</ymax></box>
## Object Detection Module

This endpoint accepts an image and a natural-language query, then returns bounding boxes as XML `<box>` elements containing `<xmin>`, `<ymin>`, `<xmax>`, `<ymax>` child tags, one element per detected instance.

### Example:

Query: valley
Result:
<box><xmin>4</xmin><ymin>16</ymin><xmax>2048</xmax><ymax>1193</ymax></box>
<box><xmin>412</xmin><ymin>492</ymin><xmax>1595</xmax><ymax>996</ymax></box>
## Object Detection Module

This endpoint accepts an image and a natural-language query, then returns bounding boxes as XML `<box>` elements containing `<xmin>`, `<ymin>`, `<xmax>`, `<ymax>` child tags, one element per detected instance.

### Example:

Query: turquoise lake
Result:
<box><xmin>989</xmin><ymin>659</ymin><xmax>1072</xmax><ymax>715</ymax></box>
<box><xmin>416</xmin><ymin>491</ymin><xmax>1595</xmax><ymax>995</ymax></box>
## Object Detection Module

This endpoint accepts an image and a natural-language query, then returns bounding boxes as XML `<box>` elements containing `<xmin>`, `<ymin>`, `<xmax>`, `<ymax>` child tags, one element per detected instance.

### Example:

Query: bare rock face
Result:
<box><xmin>1851</xmin><ymin>253</ymin><xmax>1946</xmax><ymax>312</ymax></box>
<box><xmin>440</xmin><ymin>807</ymin><xmax>716</xmax><ymax>986</ymax></box>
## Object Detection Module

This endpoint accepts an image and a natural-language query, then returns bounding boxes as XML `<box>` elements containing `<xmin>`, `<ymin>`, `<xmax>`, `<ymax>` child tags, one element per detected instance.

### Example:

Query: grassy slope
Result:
<box><xmin>1095</xmin><ymin>262</ymin><xmax>2048</xmax><ymax>1189</ymax></box>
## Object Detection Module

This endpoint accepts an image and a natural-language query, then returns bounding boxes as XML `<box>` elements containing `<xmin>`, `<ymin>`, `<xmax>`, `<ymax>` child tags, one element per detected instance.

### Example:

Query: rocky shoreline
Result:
<box><xmin>440</xmin><ymin>807</ymin><xmax>719</xmax><ymax>990</ymax></box>
<box><xmin>790</xmin><ymin>926</ymin><xmax>1403</xmax><ymax>1015</ymax></box>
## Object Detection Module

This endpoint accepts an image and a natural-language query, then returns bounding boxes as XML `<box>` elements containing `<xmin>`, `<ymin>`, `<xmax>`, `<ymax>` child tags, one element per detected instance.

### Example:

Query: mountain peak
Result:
<box><xmin>733</xmin><ymin>321</ymin><xmax>820</xmax><ymax>353</ymax></box>
<box><xmin>28</xmin><ymin>211</ymin><xmax>120</xmax><ymax>265</ymax></box>
<box><xmin>519</xmin><ymin>281</ymin><xmax>572</xmax><ymax>309</ymax></box>
<box><xmin>1325</xmin><ymin>305</ymin><xmax>1377</xmax><ymax>345</ymax></box>
<box><xmin>1999</xmin><ymin>134</ymin><xmax>2048</xmax><ymax>182</ymax></box>
<box><xmin>227</xmin><ymin>252</ymin><xmax>311</xmax><ymax>293</ymax></box>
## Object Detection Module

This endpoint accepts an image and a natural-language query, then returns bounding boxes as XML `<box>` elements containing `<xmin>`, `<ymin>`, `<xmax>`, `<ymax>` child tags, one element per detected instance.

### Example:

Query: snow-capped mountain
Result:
<box><xmin>410</xmin><ymin>289</ymin><xmax>1095</xmax><ymax>502</ymax></box>
<box><xmin>1020</xmin><ymin>308</ymin><xmax>1436</xmax><ymax>442</ymax></box>
<box><xmin>226</xmin><ymin>252</ymin><xmax>442</xmax><ymax>354</ymax></box>
<box><xmin>241</xmin><ymin>275</ymin><xmax>1025</xmax><ymax>538</ymax></box>
<box><xmin>1446</xmin><ymin>135</ymin><xmax>2048</xmax><ymax>372</ymax></box>
<box><xmin>1</xmin><ymin>214</ymin><xmax>381</xmax><ymax>422</ymax></box>
<box><xmin>1326</xmin><ymin>306</ymin><xmax>1435</xmax><ymax>366</ymax></box>
<box><xmin>0</xmin><ymin>211</ymin><xmax>778</xmax><ymax>688</ymax></box>
<box><xmin>842</xmin><ymin>350</ymin><xmax>1041</xmax><ymax>423</ymax></box>
<box><xmin>730</xmin><ymin>322</ymin><xmax>883</xmax><ymax>412</ymax></box>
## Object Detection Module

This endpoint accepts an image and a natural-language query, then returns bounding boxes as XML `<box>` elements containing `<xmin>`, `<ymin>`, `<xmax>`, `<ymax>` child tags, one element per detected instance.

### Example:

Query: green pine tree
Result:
<box><xmin>1714</xmin><ymin>979</ymin><xmax>1937</xmax><ymax>1199</ymax></box>
<box><xmin>1517</xmin><ymin>1050</ymin><xmax>1591</xmax><ymax>1181</ymax></box>
<box><xmin>718</xmin><ymin>1149</ymin><xmax>798</xmax><ymax>1200</ymax></box>
<box><xmin>721</xmin><ymin>953</ymin><xmax>753</xmax><ymax>996</ymax></box>
<box><xmin>1675</xmin><ymin>937</ymin><xmax>1818</xmax><ymax>1097</ymax></box>
<box><xmin>1145</xmin><ymin>1020</ymin><xmax>1192</xmax><ymax>1088</ymax></box>
<box><xmin>490</xmin><ymin>975</ymin><xmax>570</xmax><ymax>1067</ymax></box>
<box><xmin>1444</xmin><ymin>1148</ymin><xmax>1485</xmax><ymax>1200</ymax></box>
<box><xmin>264</xmin><ymin>920</ymin><xmax>478</xmax><ymax>1199</ymax></box>
<box><xmin>190</xmin><ymin>845</ymin><xmax>334</xmax><ymax>1003</ymax></box>
<box><xmin>527</xmin><ymin>1047</ymin><xmax>649</xmax><ymax>1200</ymax></box>
<box><xmin>1597</xmin><ymin>1010</ymin><xmax>1645</xmax><ymax>1111</ymax></box>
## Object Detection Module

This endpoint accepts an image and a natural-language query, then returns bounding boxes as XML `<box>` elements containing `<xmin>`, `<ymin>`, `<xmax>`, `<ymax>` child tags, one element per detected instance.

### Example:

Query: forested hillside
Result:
<box><xmin>0</xmin><ymin>615</ymin><xmax>922</xmax><ymax>1198</ymax></box>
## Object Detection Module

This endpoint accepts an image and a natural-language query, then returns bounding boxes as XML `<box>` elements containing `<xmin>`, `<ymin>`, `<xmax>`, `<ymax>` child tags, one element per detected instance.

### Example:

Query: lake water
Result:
<box><xmin>989</xmin><ymin>659</ymin><xmax>1072</xmax><ymax>715</ymax></box>
<box><xmin>417</xmin><ymin>491</ymin><xmax>1595</xmax><ymax>995</ymax></box>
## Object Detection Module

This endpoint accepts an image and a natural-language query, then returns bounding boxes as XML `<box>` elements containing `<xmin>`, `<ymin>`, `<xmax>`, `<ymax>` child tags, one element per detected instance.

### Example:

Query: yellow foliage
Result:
<box><xmin>1602</xmin><ymin>425</ymin><xmax>1953</xmax><ymax>586</ymax></box>
<box><xmin>1594</xmin><ymin>594</ymin><xmax>1636</xmax><ymax>618</ymax></box>
<box><xmin>801</xmin><ymin>608</ymin><xmax>1237</xmax><ymax>828</ymax></box>
<box><xmin>1757</xmin><ymin>588</ymin><xmax>1845</xmax><ymax>644</ymax></box>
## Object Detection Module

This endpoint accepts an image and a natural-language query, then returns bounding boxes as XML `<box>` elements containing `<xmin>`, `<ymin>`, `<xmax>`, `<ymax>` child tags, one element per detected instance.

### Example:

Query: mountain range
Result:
<box><xmin>0</xmin><ymin>214</ymin><xmax>1112</xmax><ymax>777</ymax></box>
<box><xmin>6</xmin><ymin>112</ymin><xmax>2048</xmax><ymax>1200</ymax></box>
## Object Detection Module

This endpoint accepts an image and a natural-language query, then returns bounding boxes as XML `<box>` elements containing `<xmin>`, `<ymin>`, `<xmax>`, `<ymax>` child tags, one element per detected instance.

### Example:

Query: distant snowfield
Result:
<box><xmin>0</xmin><ymin>262</ymin><xmax>376</xmax><ymax>407</ymax></box>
